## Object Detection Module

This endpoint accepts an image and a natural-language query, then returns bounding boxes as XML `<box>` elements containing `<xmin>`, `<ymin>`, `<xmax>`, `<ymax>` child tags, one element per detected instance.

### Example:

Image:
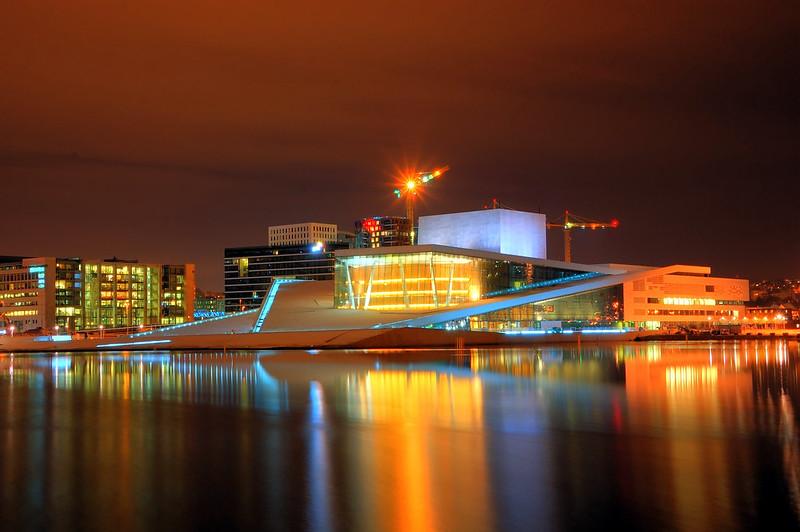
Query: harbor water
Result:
<box><xmin>1</xmin><ymin>340</ymin><xmax>799</xmax><ymax>531</ymax></box>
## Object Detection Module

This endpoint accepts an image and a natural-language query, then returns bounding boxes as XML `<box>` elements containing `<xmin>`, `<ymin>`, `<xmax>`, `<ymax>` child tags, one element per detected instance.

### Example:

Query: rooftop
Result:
<box><xmin>334</xmin><ymin>244</ymin><xmax>628</xmax><ymax>275</ymax></box>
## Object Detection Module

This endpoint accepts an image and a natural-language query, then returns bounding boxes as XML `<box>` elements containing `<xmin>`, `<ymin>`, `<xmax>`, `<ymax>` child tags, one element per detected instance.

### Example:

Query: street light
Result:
<box><xmin>9</xmin><ymin>325</ymin><xmax>15</xmax><ymax>337</ymax></box>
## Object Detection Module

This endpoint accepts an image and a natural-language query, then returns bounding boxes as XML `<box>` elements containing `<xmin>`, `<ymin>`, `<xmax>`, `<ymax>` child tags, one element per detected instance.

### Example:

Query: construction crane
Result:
<box><xmin>547</xmin><ymin>210</ymin><xmax>619</xmax><ymax>263</ymax></box>
<box><xmin>393</xmin><ymin>165</ymin><xmax>450</xmax><ymax>242</ymax></box>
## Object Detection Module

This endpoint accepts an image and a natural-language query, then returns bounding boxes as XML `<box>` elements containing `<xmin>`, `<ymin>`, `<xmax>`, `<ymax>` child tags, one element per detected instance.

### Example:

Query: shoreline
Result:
<box><xmin>1</xmin><ymin>328</ymin><xmax>797</xmax><ymax>353</ymax></box>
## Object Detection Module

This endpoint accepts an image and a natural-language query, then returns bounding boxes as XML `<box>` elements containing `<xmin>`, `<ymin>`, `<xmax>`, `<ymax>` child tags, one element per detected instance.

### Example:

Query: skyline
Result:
<box><xmin>2</xmin><ymin>1</ymin><xmax>798</xmax><ymax>290</ymax></box>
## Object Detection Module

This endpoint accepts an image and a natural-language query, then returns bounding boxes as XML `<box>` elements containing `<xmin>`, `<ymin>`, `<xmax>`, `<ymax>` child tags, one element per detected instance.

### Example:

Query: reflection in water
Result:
<box><xmin>1</xmin><ymin>341</ymin><xmax>800</xmax><ymax>530</ymax></box>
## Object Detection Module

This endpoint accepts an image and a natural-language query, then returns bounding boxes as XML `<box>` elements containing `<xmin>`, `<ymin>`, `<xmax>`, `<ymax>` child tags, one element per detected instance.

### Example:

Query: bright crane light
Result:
<box><xmin>392</xmin><ymin>165</ymin><xmax>449</xmax><ymax>243</ymax></box>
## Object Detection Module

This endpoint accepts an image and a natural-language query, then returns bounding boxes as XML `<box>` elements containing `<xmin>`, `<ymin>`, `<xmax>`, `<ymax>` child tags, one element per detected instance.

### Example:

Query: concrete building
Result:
<box><xmin>0</xmin><ymin>256</ymin><xmax>195</xmax><ymax>333</ymax></box>
<box><xmin>418</xmin><ymin>208</ymin><xmax>547</xmax><ymax>259</ymax></box>
<box><xmin>268</xmin><ymin>222</ymin><xmax>338</xmax><ymax>247</ymax></box>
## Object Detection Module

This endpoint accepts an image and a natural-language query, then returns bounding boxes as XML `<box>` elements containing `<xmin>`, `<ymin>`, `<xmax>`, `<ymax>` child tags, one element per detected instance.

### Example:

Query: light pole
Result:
<box><xmin>9</xmin><ymin>325</ymin><xmax>15</xmax><ymax>337</ymax></box>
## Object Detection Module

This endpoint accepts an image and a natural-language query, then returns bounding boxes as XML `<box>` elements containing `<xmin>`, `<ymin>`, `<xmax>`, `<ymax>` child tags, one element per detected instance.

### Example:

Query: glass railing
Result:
<box><xmin>483</xmin><ymin>272</ymin><xmax>604</xmax><ymax>298</ymax></box>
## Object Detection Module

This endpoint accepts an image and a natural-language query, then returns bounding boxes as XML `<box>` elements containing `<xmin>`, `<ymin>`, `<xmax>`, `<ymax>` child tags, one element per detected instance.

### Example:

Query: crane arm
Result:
<box><xmin>546</xmin><ymin>210</ymin><xmax>620</xmax><ymax>262</ymax></box>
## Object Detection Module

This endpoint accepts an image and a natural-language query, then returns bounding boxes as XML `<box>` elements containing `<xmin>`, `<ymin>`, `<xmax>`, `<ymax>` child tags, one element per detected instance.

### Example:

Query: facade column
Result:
<box><xmin>445</xmin><ymin>262</ymin><xmax>455</xmax><ymax>306</ymax></box>
<box><xmin>429</xmin><ymin>256</ymin><xmax>438</xmax><ymax>308</ymax></box>
<box><xmin>400</xmin><ymin>262</ymin><xmax>409</xmax><ymax>308</ymax></box>
<box><xmin>344</xmin><ymin>264</ymin><xmax>356</xmax><ymax>309</ymax></box>
<box><xmin>364</xmin><ymin>262</ymin><xmax>376</xmax><ymax>309</ymax></box>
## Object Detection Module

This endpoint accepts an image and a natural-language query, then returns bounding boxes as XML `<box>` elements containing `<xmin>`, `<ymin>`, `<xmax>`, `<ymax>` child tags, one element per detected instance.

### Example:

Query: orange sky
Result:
<box><xmin>1</xmin><ymin>1</ymin><xmax>797</xmax><ymax>289</ymax></box>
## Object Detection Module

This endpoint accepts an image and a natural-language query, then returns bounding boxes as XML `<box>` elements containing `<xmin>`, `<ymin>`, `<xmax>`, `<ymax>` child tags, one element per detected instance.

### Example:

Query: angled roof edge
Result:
<box><xmin>376</xmin><ymin>264</ymin><xmax>712</xmax><ymax>329</ymax></box>
<box><xmin>335</xmin><ymin>244</ymin><xmax>627</xmax><ymax>275</ymax></box>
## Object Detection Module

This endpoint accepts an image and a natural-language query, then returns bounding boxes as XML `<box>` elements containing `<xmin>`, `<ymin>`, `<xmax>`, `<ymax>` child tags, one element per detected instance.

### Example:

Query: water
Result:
<box><xmin>1</xmin><ymin>341</ymin><xmax>799</xmax><ymax>531</ymax></box>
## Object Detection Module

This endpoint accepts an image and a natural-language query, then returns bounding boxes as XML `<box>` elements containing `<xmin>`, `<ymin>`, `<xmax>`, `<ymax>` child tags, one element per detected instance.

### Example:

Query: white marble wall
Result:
<box><xmin>418</xmin><ymin>209</ymin><xmax>547</xmax><ymax>258</ymax></box>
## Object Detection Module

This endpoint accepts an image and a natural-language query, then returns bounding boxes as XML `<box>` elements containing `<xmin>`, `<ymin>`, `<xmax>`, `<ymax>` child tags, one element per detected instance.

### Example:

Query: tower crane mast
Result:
<box><xmin>393</xmin><ymin>165</ymin><xmax>449</xmax><ymax>243</ymax></box>
<box><xmin>546</xmin><ymin>210</ymin><xmax>619</xmax><ymax>263</ymax></box>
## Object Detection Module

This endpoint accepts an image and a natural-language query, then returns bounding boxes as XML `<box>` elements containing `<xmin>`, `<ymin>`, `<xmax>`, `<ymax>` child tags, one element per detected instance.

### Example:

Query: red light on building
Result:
<box><xmin>362</xmin><ymin>218</ymin><xmax>382</xmax><ymax>233</ymax></box>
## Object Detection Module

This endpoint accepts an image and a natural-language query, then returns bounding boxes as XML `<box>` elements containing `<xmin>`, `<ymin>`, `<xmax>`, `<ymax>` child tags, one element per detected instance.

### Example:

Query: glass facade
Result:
<box><xmin>55</xmin><ymin>260</ymin><xmax>82</xmax><ymax>329</ymax></box>
<box><xmin>82</xmin><ymin>262</ymin><xmax>163</xmax><ymax>329</ymax></box>
<box><xmin>161</xmin><ymin>265</ymin><xmax>189</xmax><ymax>325</ymax></box>
<box><xmin>0</xmin><ymin>257</ymin><xmax>46</xmax><ymax>331</ymax></box>
<box><xmin>224</xmin><ymin>243</ymin><xmax>350</xmax><ymax>313</ymax></box>
<box><xmin>432</xmin><ymin>286</ymin><xmax>626</xmax><ymax>332</ymax></box>
<box><xmin>334</xmin><ymin>251</ymin><xmax>583</xmax><ymax>311</ymax></box>
<box><xmin>1</xmin><ymin>257</ymin><xmax>194</xmax><ymax>332</ymax></box>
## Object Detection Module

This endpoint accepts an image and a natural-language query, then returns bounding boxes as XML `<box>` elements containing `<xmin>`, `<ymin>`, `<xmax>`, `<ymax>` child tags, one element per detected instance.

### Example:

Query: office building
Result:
<box><xmin>194</xmin><ymin>289</ymin><xmax>225</xmax><ymax>319</ymax></box>
<box><xmin>268</xmin><ymin>222</ymin><xmax>338</xmax><ymax>246</ymax></box>
<box><xmin>226</xmin><ymin>222</ymin><xmax>354</xmax><ymax>312</ymax></box>
<box><xmin>224</xmin><ymin>242</ymin><xmax>350</xmax><ymax>312</ymax></box>
<box><xmin>161</xmin><ymin>264</ymin><xmax>194</xmax><ymax>325</ymax></box>
<box><xmin>0</xmin><ymin>256</ymin><xmax>195</xmax><ymax>333</ymax></box>
<box><xmin>355</xmin><ymin>216</ymin><xmax>413</xmax><ymax>248</ymax></box>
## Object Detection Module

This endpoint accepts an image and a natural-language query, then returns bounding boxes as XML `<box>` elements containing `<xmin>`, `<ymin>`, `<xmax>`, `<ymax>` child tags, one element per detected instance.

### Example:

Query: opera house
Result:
<box><xmin>0</xmin><ymin>208</ymin><xmax>748</xmax><ymax>352</ymax></box>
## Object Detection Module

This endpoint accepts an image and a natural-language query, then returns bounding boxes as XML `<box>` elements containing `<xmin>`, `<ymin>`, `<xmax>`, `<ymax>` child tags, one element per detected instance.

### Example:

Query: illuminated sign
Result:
<box><xmin>362</xmin><ymin>218</ymin><xmax>382</xmax><ymax>233</ymax></box>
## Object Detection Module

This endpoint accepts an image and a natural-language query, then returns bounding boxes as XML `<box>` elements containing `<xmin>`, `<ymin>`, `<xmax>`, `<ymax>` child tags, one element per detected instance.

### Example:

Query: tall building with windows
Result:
<box><xmin>354</xmin><ymin>216</ymin><xmax>413</xmax><ymax>248</ymax></box>
<box><xmin>224</xmin><ymin>242</ymin><xmax>350</xmax><ymax>312</ymax></box>
<box><xmin>268</xmin><ymin>222</ymin><xmax>338</xmax><ymax>247</ymax></box>
<box><xmin>225</xmin><ymin>222</ymin><xmax>354</xmax><ymax>312</ymax></box>
<box><xmin>161</xmin><ymin>264</ymin><xmax>194</xmax><ymax>325</ymax></box>
<box><xmin>0</xmin><ymin>256</ymin><xmax>195</xmax><ymax>333</ymax></box>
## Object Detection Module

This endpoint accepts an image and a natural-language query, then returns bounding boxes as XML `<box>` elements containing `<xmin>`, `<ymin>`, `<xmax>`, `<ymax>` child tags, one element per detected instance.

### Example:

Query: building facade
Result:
<box><xmin>335</xmin><ymin>246</ymin><xmax>583</xmax><ymax>311</ymax></box>
<box><xmin>742</xmin><ymin>306</ymin><xmax>799</xmax><ymax>332</ymax></box>
<box><xmin>622</xmin><ymin>268</ymin><xmax>748</xmax><ymax>330</ymax></box>
<box><xmin>0</xmin><ymin>256</ymin><xmax>195</xmax><ymax>333</ymax></box>
<box><xmin>195</xmin><ymin>289</ymin><xmax>225</xmax><ymax>319</ymax></box>
<box><xmin>268</xmin><ymin>222</ymin><xmax>338</xmax><ymax>247</ymax></box>
<box><xmin>333</xmin><ymin>245</ymin><xmax>748</xmax><ymax>333</ymax></box>
<box><xmin>224</xmin><ymin>242</ymin><xmax>350</xmax><ymax>312</ymax></box>
<box><xmin>354</xmin><ymin>216</ymin><xmax>413</xmax><ymax>248</ymax></box>
<box><xmin>160</xmin><ymin>264</ymin><xmax>194</xmax><ymax>325</ymax></box>
<box><xmin>418</xmin><ymin>209</ymin><xmax>547</xmax><ymax>259</ymax></box>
